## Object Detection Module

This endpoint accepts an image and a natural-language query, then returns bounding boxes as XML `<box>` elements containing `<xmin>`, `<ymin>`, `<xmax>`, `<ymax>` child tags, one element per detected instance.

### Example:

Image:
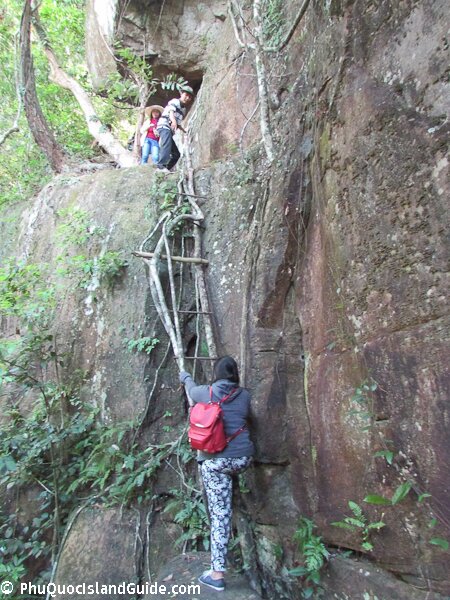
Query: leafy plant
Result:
<box><xmin>429</xmin><ymin>538</ymin><xmax>449</xmax><ymax>551</ymax></box>
<box><xmin>149</xmin><ymin>177</ymin><xmax>178</xmax><ymax>210</ymax></box>
<box><xmin>125</xmin><ymin>336</ymin><xmax>160</xmax><ymax>355</ymax></box>
<box><xmin>56</xmin><ymin>206</ymin><xmax>103</xmax><ymax>246</ymax></box>
<box><xmin>364</xmin><ymin>482</ymin><xmax>412</xmax><ymax>507</ymax></box>
<box><xmin>0</xmin><ymin>260</ymin><xmax>55</xmax><ymax>323</ymax></box>
<box><xmin>331</xmin><ymin>501</ymin><xmax>385</xmax><ymax>552</ymax></box>
<box><xmin>163</xmin><ymin>484</ymin><xmax>209</xmax><ymax>550</ymax></box>
<box><xmin>289</xmin><ymin>517</ymin><xmax>329</xmax><ymax>598</ymax></box>
<box><xmin>57</xmin><ymin>251</ymin><xmax>127</xmax><ymax>289</ymax></box>
<box><xmin>0</xmin><ymin>551</ymin><xmax>27</xmax><ymax>600</ymax></box>
<box><xmin>0</xmin><ymin>245</ymin><xmax>154</xmax><ymax>584</ymax></box>
<box><xmin>262</xmin><ymin>0</ymin><xmax>285</xmax><ymax>47</ymax></box>
<box><xmin>55</xmin><ymin>208</ymin><xmax>127</xmax><ymax>290</ymax></box>
<box><xmin>348</xmin><ymin>379</ymin><xmax>378</xmax><ymax>431</ymax></box>
<box><xmin>160</xmin><ymin>73</ymin><xmax>189</xmax><ymax>92</ymax></box>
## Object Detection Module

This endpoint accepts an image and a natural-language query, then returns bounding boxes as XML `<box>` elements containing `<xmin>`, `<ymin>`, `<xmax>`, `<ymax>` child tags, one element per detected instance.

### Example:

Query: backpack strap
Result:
<box><xmin>226</xmin><ymin>425</ymin><xmax>247</xmax><ymax>444</ymax></box>
<box><xmin>209</xmin><ymin>387</ymin><xmax>247</xmax><ymax>444</ymax></box>
<box><xmin>209</xmin><ymin>386</ymin><xmax>238</xmax><ymax>404</ymax></box>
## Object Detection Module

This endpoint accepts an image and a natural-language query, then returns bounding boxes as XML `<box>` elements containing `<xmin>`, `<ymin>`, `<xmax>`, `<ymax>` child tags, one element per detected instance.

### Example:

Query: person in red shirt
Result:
<box><xmin>140</xmin><ymin>105</ymin><xmax>163</xmax><ymax>164</ymax></box>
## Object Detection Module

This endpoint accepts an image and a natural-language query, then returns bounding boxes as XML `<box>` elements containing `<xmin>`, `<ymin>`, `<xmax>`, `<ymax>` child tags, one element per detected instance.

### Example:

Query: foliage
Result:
<box><xmin>350</xmin><ymin>376</ymin><xmax>449</xmax><ymax>554</ymax></box>
<box><xmin>57</xmin><ymin>251</ymin><xmax>127</xmax><ymax>290</ymax></box>
<box><xmin>363</xmin><ymin>482</ymin><xmax>412</xmax><ymax>507</ymax></box>
<box><xmin>372</xmin><ymin>449</ymin><xmax>394</xmax><ymax>465</ymax></box>
<box><xmin>289</xmin><ymin>517</ymin><xmax>329</xmax><ymax>598</ymax></box>
<box><xmin>429</xmin><ymin>538</ymin><xmax>449</xmax><ymax>551</ymax></box>
<box><xmin>105</xmin><ymin>44</ymin><xmax>188</xmax><ymax>104</ymax></box>
<box><xmin>0</xmin><ymin>0</ymin><xmax>93</xmax><ymax>206</ymax></box>
<box><xmin>0</xmin><ymin>380</ymin><xmax>98</xmax><ymax>581</ymax></box>
<box><xmin>124</xmin><ymin>336</ymin><xmax>160</xmax><ymax>355</ymax></box>
<box><xmin>0</xmin><ymin>223</ymin><xmax>179</xmax><ymax>585</ymax></box>
<box><xmin>331</xmin><ymin>501</ymin><xmax>385</xmax><ymax>552</ymax></box>
<box><xmin>56</xmin><ymin>206</ymin><xmax>103</xmax><ymax>246</ymax></box>
<box><xmin>102</xmin><ymin>44</ymin><xmax>156</xmax><ymax>105</ymax></box>
<box><xmin>55</xmin><ymin>206</ymin><xmax>127</xmax><ymax>290</ymax></box>
<box><xmin>0</xmin><ymin>552</ymin><xmax>27</xmax><ymax>594</ymax></box>
<box><xmin>347</xmin><ymin>379</ymin><xmax>378</xmax><ymax>431</ymax></box>
<box><xmin>65</xmin><ymin>419</ymin><xmax>155</xmax><ymax>504</ymax></box>
<box><xmin>163</xmin><ymin>483</ymin><xmax>210</xmax><ymax>550</ymax></box>
<box><xmin>0</xmin><ymin>260</ymin><xmax>55</xmax><ymax>323</ymax></box>
<box><xmin>149</xmin><ymin>177</ymin><xmax>178</xmax><ymax>210</ymax></box>
<box><xmin>0</xmin><ymin>1</ymin><xmax>49</xmax><ymax>206</ymax></box>
<box><xmin>0</xmin><ymin>341</ymin><xmax>193</xmax><ymax>584</ymax></box>
<box><xmin>262</xmin><ymin>0</ymin><xmax>285</xmax><ymax>47</ymax></box>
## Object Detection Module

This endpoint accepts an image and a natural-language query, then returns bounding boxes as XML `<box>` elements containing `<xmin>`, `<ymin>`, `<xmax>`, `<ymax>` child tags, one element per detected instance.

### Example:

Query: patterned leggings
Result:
<box><xmin>200</xmin><ymin>456</ymin><xmax>252</xmax><ymax>572</ymax></box>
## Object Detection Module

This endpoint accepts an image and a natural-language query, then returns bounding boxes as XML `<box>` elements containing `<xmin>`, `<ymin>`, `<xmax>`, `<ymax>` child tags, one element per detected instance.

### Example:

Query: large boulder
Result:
<box><xmin>54</xmin><ymin>507</ymin><xmax>140</xmax><ymax>599</ymax></box>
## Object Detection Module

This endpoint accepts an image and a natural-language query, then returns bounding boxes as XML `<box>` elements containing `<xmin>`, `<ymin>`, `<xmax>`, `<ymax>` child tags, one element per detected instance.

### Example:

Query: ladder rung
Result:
<box><xmin>184</xmin><ymin>356</ymin><xmax>218</xmax><ymax>361</ymax></box>
<box><xmin>170</xmin><ymin>310</ymin><xmax>213</xmax><ymax>315</ymax></box>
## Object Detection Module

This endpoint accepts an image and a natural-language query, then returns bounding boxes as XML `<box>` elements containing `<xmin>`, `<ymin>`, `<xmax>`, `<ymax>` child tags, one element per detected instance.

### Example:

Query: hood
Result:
<box><xmin>211</xmin><ymin>379</ymin><xmax>243</xmax><ymax>401</ymax></box>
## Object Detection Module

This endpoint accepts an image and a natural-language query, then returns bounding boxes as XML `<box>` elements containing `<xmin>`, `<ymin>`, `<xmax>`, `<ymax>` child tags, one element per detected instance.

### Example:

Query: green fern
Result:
<box><xmin>290</xmin><ymin>517</ymin><xmax>329</xmax><ymax>598</ymax></box>
<box><xmin>331</xmin><ymin>501</ymin><xmax>385</xmax><ymax>553</ymax></box>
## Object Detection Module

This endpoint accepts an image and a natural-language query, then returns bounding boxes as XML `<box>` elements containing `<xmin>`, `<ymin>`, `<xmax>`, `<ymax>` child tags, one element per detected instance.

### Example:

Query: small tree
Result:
<box><xmin>20</xmin><ymin>0</ymin><xmax>66</xmax><ymax>172</ymax></box>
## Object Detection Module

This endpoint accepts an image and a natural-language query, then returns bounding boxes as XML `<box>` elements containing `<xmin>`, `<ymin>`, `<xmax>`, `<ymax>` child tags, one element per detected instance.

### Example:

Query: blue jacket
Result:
<box><xmin>180</xmin><ymin>371</ymin><xmax>255</xmax><ymax>461</ymax></box>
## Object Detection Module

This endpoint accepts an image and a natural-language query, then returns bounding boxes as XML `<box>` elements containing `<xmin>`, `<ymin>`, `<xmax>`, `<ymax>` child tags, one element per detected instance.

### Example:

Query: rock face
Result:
<box><xmin>86</xmin><ymin>0</ymin><xmax>228</xmax><ymax>92</ymax></box>
<box><xmin>85</xmin><ymin>0</ymin><xmax>118</xmax><ymax>89</ymax></box>
<box><xmin>18</xmin><ymin>168</ymin><xmax>155</xmax><ymax>423</ymax></box>
<box><xmin>54</xmin><ymin>507</ymin><xmax>140</xmax><ymax>599</ymax></box>
<box><xmin>189</xmin><ymin>0</ymin><xmax>449</xmax><ymax>594</ymax></box>
<box><xmin>1</xmin><ymin>0</ymin><xmax>449</xmax><ymax>598</ymax></box>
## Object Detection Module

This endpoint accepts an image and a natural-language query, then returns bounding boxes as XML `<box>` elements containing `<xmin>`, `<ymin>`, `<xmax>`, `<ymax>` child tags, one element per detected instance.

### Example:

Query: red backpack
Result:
<box><xmin>188</xmin><ymin>387</ymin><xmax>246</xmax><ymax>453</ymax></box>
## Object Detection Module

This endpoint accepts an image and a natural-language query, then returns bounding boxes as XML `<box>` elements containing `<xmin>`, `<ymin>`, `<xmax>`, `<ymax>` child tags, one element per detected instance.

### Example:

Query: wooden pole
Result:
<box><xmin>132</xmin><ymin>250</ymin><xmax>209</xmax><ymax>265</ymax></box>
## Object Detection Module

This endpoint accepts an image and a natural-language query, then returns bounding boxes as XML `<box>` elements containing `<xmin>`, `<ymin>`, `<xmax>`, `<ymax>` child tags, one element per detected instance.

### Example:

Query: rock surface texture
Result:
<box><xmin>1</xmin><ymin>0</ymin><xmax>449</xmax><ymax>599</ymax></box>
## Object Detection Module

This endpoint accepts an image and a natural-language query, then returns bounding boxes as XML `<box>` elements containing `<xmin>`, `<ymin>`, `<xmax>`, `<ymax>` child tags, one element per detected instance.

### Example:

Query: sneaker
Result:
<box><xmin>198</xmin><ymin>573</ymin><xmax>225</xmax><ymax>591</ymax></box>
<box><xmin>156</xmin><ymin>167</ymin><xmax>171</xmax><ymax>173</ymax></box>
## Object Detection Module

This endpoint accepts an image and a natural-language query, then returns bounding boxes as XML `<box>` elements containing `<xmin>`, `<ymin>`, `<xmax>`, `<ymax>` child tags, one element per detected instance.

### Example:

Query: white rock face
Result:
<box><xmin>86</xmin><ymin>0</ymin><xmax>228</xmax><ymax>90</ymax></box>
<box><xmin>93</xmin><ymin>0</ymin><xmax>116</xmax><ymax>40</ymax></box>
<box><xmin>85</xmin><ymin>0</ymin><xmax>118</xmax><ymax>88</ymax></box>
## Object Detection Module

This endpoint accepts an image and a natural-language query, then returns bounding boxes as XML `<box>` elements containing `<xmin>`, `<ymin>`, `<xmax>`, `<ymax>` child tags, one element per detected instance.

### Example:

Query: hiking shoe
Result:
<box><xmin>198</xmin><ymin>573</ymin><xmax>225</xmax><ymax>591</ymax></box>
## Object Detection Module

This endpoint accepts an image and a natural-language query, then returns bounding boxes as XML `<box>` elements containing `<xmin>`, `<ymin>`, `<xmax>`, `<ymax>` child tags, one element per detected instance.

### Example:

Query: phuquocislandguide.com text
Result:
<box><xmin>10</xmin><ymin>581</ymin><xmax>201</xmax><ymax>597</ymax></box>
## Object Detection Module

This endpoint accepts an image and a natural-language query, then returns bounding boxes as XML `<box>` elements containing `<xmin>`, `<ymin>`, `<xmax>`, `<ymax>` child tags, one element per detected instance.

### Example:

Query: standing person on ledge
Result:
<box><xmin>140</xmin><ymin>105</ymin><xmax>164</xmax><ymax>165</ymax></box>
<box><xmin>179</xmin><ymin>356</ymin><xmax>254</xmax><ymax>592</ymax></box>
<box><xmin>156</xmin><ymin>84</ymin><xmax>194</xmax><ymax>173</ymax></box>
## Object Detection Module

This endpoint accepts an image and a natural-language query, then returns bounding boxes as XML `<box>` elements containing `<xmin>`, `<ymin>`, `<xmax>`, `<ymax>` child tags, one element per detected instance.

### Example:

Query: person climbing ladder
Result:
<box><xmin>156</xmin><ymin>84</ymin><xmax>194</xmax><ymax>172</ymax></box>
<box><xmin>180</xmin><ymin>356</ymin><xmax>254</xmax><ymax>592</ymax></box>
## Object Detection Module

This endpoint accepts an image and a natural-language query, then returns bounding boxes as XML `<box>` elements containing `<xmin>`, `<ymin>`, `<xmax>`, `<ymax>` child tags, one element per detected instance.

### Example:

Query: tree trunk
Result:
<box><xmin>32</xmin><ymin>8</ymin><xmax>136</xmax><ymax>169</ymax></box>
<box><xmin>20</xmin><ymin>0</ymin><xmax>66</xmax><ymax>173</ymax></box>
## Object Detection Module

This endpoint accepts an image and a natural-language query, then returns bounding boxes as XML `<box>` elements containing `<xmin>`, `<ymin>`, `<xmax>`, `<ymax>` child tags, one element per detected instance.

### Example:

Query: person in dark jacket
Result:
<box><xmin>180</xmin><ymin>356</ymin><xmax>254</xmax><ymax>592</ymax></box>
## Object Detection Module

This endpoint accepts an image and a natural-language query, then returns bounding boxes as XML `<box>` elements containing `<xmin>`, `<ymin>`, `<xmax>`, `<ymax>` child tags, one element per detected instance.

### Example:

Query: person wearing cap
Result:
<box><xmin>140</xmin><ymin>105</ymin><xmax>164</xmax><ymax>165</ymax></box>
<box><xmin>156</xmin><ymin>85</ymin><xmax>194</xmax><ymax>172</ymax></box>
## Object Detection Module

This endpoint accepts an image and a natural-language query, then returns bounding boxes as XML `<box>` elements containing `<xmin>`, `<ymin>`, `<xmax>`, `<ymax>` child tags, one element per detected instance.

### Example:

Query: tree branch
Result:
<box><xmin>0</xmin><ymin>124</ymin><xmax>20</xmax><ymax>147</ymax></box>
<box><xmin>31</xmin><ymin>7</ymin><xmax>136</xmax><ymax>168</ymax></box>
<box><xmin>228</xmin><ymin>0</ymin><xmax>274</xmax><ymax>163</ymax></box>
<box><xmin>0</xmin><ymin>35</ymin><xmax>23</xmax><ymax>146</ymax></box>
<box><xmin>267</xmin><ymin>0</ymin><xmax>311</xmax><ymax>52</ymax></box>
<box><xmin>132</xmin><ymin>251</ymin><xmax>209</xmax><ymax>265</ymax></box>
<box><xmin>19</xmin><ymin>0</ymin><xmax>66</xmax><ymax>172</ymax></box>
